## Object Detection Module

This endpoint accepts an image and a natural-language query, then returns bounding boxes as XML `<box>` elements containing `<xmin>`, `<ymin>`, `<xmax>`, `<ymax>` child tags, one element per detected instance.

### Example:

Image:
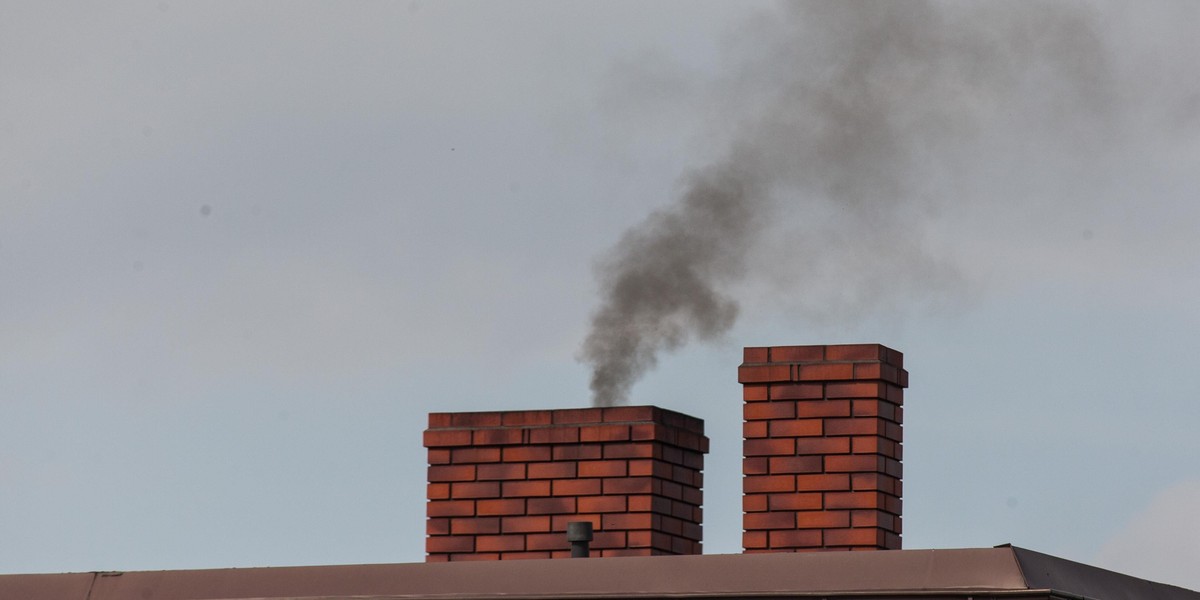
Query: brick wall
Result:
<box><xmin>424</xmin><ymin>406</ymin><xmax>708</xmax><ymax>561</ymax></box>
<box><xmin>740</xmin><ymin>344</ymin><xmax>906</xmax><ymax>552</ymax></box>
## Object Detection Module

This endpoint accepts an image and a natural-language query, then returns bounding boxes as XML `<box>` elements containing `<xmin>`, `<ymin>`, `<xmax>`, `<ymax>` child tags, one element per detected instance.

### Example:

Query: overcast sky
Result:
<box><xmin>2</xmin><ymin>0</ymin><xmax>1199</xmax><ymax>591</ymax></box>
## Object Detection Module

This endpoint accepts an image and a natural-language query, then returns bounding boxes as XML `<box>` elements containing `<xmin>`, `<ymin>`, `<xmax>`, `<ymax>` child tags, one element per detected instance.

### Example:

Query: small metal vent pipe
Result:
<box><xmin>566</xmin><ymin>522</ymin><xmax>594</xmax><ymax>558</ymax></box>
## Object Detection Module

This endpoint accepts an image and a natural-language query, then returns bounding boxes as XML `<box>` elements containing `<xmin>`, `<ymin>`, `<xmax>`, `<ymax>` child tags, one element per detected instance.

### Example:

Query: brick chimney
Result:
<box><xmin>739</xmin><ymin>344</ymin><xmax>905</xmax><ymax>552</ymax></box>
<box><xmin>424</xmin><ymin>406</ymin><xmax>707</xmax><ymax>561</ymax></box>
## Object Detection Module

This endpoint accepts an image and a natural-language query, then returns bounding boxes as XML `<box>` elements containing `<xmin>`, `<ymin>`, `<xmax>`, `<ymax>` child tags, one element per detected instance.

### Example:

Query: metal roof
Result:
<box><xmin>0</xmin><ymin>546</ymin><xmax>1195</xmax><ymax>600</ymax></box>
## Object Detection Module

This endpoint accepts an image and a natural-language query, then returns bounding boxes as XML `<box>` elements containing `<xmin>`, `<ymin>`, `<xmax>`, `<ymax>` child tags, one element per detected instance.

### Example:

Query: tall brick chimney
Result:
<box><xmin>739</xmin><ymin>344</ymin><xmax>905</xmax><ymax>552</ymax></box>
<box><xmin>424</xmin><ymin>406</ymin><xmax>707</xmax><ymax>561</ymax></box>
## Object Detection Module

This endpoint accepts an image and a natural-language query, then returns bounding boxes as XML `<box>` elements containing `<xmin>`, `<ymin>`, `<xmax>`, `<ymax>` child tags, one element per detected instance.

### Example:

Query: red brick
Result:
<box><xmin>826</xmin><ymin>381</ymin><xmax>885</xmax><ymax>399</ymax></box>
<box><xmin>551</xmin><ymin>514</ymin><xmax>600</xmax><ymax>530</ymax></box>
<box><xmin>604</xmin><ymin>443</ymin><xmax>659</xmax><ymax>459</ymax></box>
<box><xmin>743</xmin><ymin>347</ymin><xmax>770</xmax><ymax>363</ymax></box>
<box><xmin>602</xmin><ymin>513</ymin><xmax>654</xmax><ymax>530</ymax></box>
<box><xmin>743</xmin><ymin>457</ymin><xmax>769</xmax><ymax>475</ymax></box>
<box><xmin>578</xmin><ymin>460</ymin><xmax>627</xmax><ymax>478</ymax></box>
<box><xmin>502</xmin><ymin>410</ymin><xmax>553</xmax><ymax>426</ymax></box>
<box><xmin>476</xmin><ymin>498</ymin><xmax>524</xmax><ymax>516</ymax></box>
<box><xmin>552</xmin><ymin>408</ymin><xmax>603</xmax><ymax>425</ymax></box>
<box><xmin>427</xmin><ymin>482</ymin><xmax>450</xmax><ymax>500</ymax></box>
<box><xmin>744</xmin><ymin>511</ymin><xmax>795</xmax><ymax>530</ymax></box>
<box><xmin>825</xmin><ymin>455</ymin><xmax>884</xmax><ymax>473</ymax></box>
<box><xmin>578</xmin><ymin>495</ymin><xmax>626</xmax><ymax>513</ymax></box>
<box><xmin>423</xmin><ymin>429</ymin><xmax>472</xmax><ymax>447</ymax></box>
<box><xmin>852</xmin><ymin>400</ymin><xmax>897</xmax><ymax>420</ymax></box>
<box><xmin>528</xmin><ymin>461</ymin><xmax>576</xmax><ymax>479</ymax></box>
<box><xmin>447</xmin><ymin>552</ymin><xmax>500</xmax><ymax>561</ymax></box>
<box><xmin>625</xmin><ymin>530</ymin><xmax>656</xmax><ymax>549</ymax></box>
<box><xmin>529</xmin><ymin>427</ymin><xmax>580</xmax><ymax>444</ymax></box>
<box><xmin>744</xmin><ymin>438</ymin><xmax>795</xmax><ymax>456</ymax></box>
<box><xmin>500</xmin><ymin>551</ymin><xmax>551</xmax><ymax>560</ymax></box>
<box><xmin>795</xmin><ymin>510</ymin><xmax>850</xmax><ymax>529</ymax></box>
<box><xmin>451</xmin><ymin>412</ymin><xmax>503</xmax><ymax>427</ymax></box>
<box><xmin>884</xmin><ymin>421</ymin><xmax>903</xmax><ymax>442</ymax></box>
<box><xmin>473</xmin><ymin>428</ymin><xmax>524</xmax><ymax>445</ymax></box>
<box><xmin>738</xmin><ymin>364</ymin><xmax>793</xmax><ymax>383</ymax></box>
<box><xmin>552</xmin><ymin>478</ymin><xmax>601</xmax><ymax>496</ymax></box>
<box><xmin>502</xmin><ymin>446</ymin><xmax>551</xmax><ymax>462</ymax></box>
<box><xmin>428</xmin><ymin>449</ymin><xmax>451</xmax><ymax>465</ymax></box>
<box><xmin>451</xmin><ymin>481</ymin><xmax>500</xmax><ymax>499</ymax></box>
<box><xmin>603</xmin><ymin>477</ymin><xmax>656</xmax><ymax>495</ymax></box>
<box><xmin>603</xmin><ymin>406</ymin><xmax>656</xmax><ymax>422</ymax></box>
<box><xmin>743</xmin><ymin>385</ymin><xmax>769</xmax><ymax>401</ymax></box>
<box><xmin>427</xmin><ymin>536</ymin><xmax>475</xmax><ymax>553</ymax></box>
<box><xmin>743</xmin><ymin>530</ymin><xmax>768</xmax><ymax>549</ymax></box>
<box><xmin>794</xmin><ymin>437</ymin><xmax>851</xmax><ymax>455</ymax></box>
<box><xmin>744</xmin><ymin>401</ymin><xmax>795</xmax><ymax>420</ymax></box>
<box><xmin>660</xmin><ymin>480</ymin><xmax>683</xmax><ymax>500</ymax></box>
<box><xmin>629</xmin><ymin>423</ymin><xmax>665</xmax><ymax>442</ymax></box>
<box><xmin>590</xmin><ymin>535</ymin><xmax>628</xmax><ymax>552</ymax></box>
<box><xmin>450</xmin><ymin>517</ymin><xmax>500</xmax><ymax>535</ymax></box>
<box><xmin>769</xmin><ymin>345</ymin><xmax>825</xmax><ymax>362</ymax></box>
<box><xmin>428</xmin><ymin>499</ymin><xmax>475</xmax><ymax>517</ymax></box>
<box><xmin>629</xmin><ymin>460</ymin><xmax>672</xmax><ymax>479</ymax></box>
<box><xmin>796</xmin><ymin>363</ymin><xmax>854</xmax><ymax>381</ymax></box>
<box><xmin>426</xmin><ymin>518</ymin><xmax>450</xmax><ymax>535</ymax></box>
<box><xmin>525</xmin><ymin>532</ymin><xmax>570</xmax><ymax>551</ymax></box>
<box><xmin>768</xmin><ymin>529</ymin><xmax>822</xmax><ymax>548</ymax></box>
<box><xmin>581</xmin><ymin>424</ymin><xmax>630</xmax><ymax>442</ymax></box>
<box><xmin>851</xmin><ymin>510</ymin><xmax>896</xmax><ymax>530</ymax></box>
<box><xmin>428</xmin><ymin>465</ymin><xmax>476</xmax><ymax>482</ymax></box>
<box><xmin>743</xmin><ymin>494</ymin><xmax>768</xmax><ymax>512</ymax></box>
<box><xmin>501</xmin><ymin>480</ymin><xmax>550</xmax><ymax>497</ymax></box>
<box><xmin>744</xmin><ymin>474</ymin><xmax>795</xmax><ymax>493</ymax></box>
<box><xmin>770</xmin><ymin>383</ymin><xmax>824</xmax><ymax>400</ymax></box>
<box><xmin>476</xmin><ymin>463</ymin><xmax>526</xmax><ymax>481</ymax></box>
<box><xmin>672</xmin><ymin>464</ymin><xmax>699</xmax><ymax>486</ymax></box>
<box><xmin>795</xmin><ymin>399</ymin><xmax>851</xmax><ymax>418</ymax></box>
<box><xmin>501</xmin><ymin>515</ymin><xmax>551</xmax><ymax>533</ymax></box>
<box><xmin>795</xmin><ymin>474</ymin><xmax>850</xmax><ymax>491</ymax></box>
<box><xmin>767</xmin><ymin>493</ymin><xmax>822</xmax><ymax>511</ymax></box>
<box><xmin>451</xmin><ymin>447</ymin><xmax>501</xmax><ymax>464</ymax></box>
<box><xmin>527</xmin><ymin>497</ymin><xmax>577</xmax><ymax>515</ymax></box>
<box><xmin>475</xmin><ymin>535</ymin><xmax>525</xmax><ymax>552</ymax></box>
<box><xmin>428</xmin><ymin>413</ymin><xmax>454</xmax><ymax>428</ymax></box>
<box><xmin>824</xmin><ymin>527</ymin><xmax>885</xmax><ymax>547</ymax></box>
<box><xmin>743</xmin><ymin>420</ymin><xmax>768</xmax><ymax>439</ymax></box>
<box><xmin>425</xmin><ymin>554</ymin><xmax>450</xmax><ymax>562</ymax></box>
<box><xmin>851</xmin><ymin>473</ymin><xmax>900</xmax><ymax>494</ymax></box>
<box><xmin>825</xmin><ymin>418</ymin><xmax>884</xmax><ymax>436</ymax></box>
<box><xmin>768</xmin><ymin>419</ymin><xmax>823</xmax><ymax>437</ymax></box>
<box><xmin>851</xmin><ymin>436</ymin><xmax>899</xmax><ymax>457</ymax></box>
<box><xmin>629</xmin><ymin>495</ymin><xmax>673</xmax><ymax>515</ymax></box>
<box><xmin>768</xmin><ymin>456</ymin><xmax>822</xmax><ymax>474</ymax></box>
<box><xmin>825</xmin><ymin>344</ymin><xmax>883</xmax><ymax>361</ymax></box>
<box><xmin>554</xmin><ymin>444</ymin><xmax>603</xmax><ymax>460</ymax></box>
<box><xmin>825</xmin><ymin>491</ymin><xmax>886</xmax><ymax>509</ymax></box>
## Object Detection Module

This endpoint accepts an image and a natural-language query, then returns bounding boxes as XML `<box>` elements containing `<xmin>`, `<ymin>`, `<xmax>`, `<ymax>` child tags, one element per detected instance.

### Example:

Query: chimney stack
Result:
<box><xmin>740</xmin><ymin>344</ymin><xmax>905</xmax><ymax>552</ymax></box>
<box><xmin>424</xmin><ymin>406</ymin><xmax>707</xmax><ymax>561</ymax></box>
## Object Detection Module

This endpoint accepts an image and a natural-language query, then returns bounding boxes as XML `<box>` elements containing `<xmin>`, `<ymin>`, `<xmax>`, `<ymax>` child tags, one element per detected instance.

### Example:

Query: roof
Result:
<box><xmin>1</xmin><ymin>546</ymin><xmax>1195</xmax><ymax>600</ymax></box>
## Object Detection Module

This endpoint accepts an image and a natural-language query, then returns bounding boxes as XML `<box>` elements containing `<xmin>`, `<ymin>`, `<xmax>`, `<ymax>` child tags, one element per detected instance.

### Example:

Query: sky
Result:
<box><xmin>2</xmin><ymin>0</ymin><xmax>1199</xmax><ymax>590</ymax></box>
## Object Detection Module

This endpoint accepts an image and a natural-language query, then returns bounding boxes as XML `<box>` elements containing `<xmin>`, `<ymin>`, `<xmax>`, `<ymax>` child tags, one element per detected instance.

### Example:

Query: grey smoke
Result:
<box><xmin>583</xmin><ymin>2</ymin><xmax>1130</xmax><ymax>406</ymax></box>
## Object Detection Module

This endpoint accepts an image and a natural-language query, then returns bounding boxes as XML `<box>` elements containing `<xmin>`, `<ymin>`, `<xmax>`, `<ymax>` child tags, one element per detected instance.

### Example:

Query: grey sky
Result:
<box><xmin>2</xmin><ymin>1</ymin><xmax>1198</xmax><ymax>590</ymax></box>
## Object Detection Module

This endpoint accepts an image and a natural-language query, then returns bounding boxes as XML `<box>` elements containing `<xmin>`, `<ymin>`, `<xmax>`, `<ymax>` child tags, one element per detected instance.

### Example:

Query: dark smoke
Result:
<box><xmin>583</xmin><ymin>1</ymin><xmax>1117</xmax><ymax>406</ymax></box>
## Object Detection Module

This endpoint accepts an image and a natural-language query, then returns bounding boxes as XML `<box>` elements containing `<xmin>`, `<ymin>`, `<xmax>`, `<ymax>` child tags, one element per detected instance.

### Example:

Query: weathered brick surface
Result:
<box><xmin>742</xmin><ymin>344</ymin><xmax>905</xmax><ymax>552</ymax></box>
<box><xmin>425</xmin><ymin>406</ymin><xmax>707</xmax><ymax>561</ymax></box>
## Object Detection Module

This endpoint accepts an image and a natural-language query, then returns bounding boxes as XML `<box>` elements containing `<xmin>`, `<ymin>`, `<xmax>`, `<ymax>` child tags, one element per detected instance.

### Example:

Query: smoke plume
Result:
<box><xmin>583</xmin><ymin>1</ymin><xmax>1120</xmax><ymax>406</ymax></box>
